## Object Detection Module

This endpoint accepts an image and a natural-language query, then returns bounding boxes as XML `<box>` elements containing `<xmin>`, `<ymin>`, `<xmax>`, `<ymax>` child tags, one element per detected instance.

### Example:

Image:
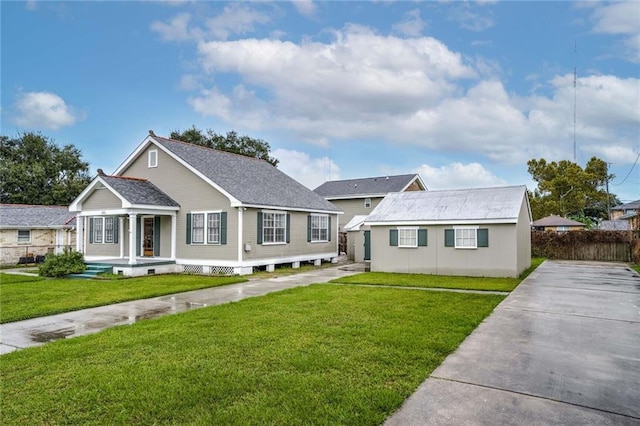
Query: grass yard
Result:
<box><xmin>0</xmin><ymin>284</ymin><xmax>504</xmax><ymax>425</ymax></box>
<box><xmin>331</xmin><ymin>258</ymin><xmax>545</xmax><ymax>292</ymax></box>
<box><xmin>0</xmin><ymin>274</ymin><xmax>246</xmax><ymax>324</ymax></box>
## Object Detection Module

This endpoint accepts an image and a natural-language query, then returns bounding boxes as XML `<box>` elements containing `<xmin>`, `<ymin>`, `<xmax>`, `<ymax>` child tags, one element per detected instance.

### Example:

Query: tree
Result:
<box><xmin>0</xmin><ymin>132</ymin><xmax>92</xmax><ymax>205</ymax></box>
<box><xmin>169</xmin><ymin>126</ymin><xmax>279</xmax><ymax>167</ymax></box>
<box><xmin>527</xmin><ymin>157</ymin><xmax>619</xmax><ymax>221</ymax></box>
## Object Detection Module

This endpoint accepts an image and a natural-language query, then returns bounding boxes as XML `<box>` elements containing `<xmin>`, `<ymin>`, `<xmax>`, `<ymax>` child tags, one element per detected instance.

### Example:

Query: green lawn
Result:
<box><xmin>330</xmin><ymin>258</ymin><xmax>545</xmax><ymax>292</ymax></box>
<box><xmin>1</xmin><ymin>285</ymin><xmax>504</xmax><ymax>425</ymax></box>
<box><xmin>0</xmin><ymin>274</ymin><xmax>246</xmax><ymax>323</ymax></box>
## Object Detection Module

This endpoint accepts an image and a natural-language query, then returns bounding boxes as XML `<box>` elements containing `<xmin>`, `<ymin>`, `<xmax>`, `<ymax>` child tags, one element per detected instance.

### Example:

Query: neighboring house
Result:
<box><xmin>69</xmin><ymin>132</ymin><xmax>341</xmax><ymax>276</ymax></box>
<box><xmin>314</xmin><ymin>174</ymin><xmax>426</xmax><ymax>260</ymax></box>
<box><xmin>610</xmin><ymin>199</ymin><xmax>639</xmax><ymax>230</ymax></box>
<box><xmin>364</xmin><ymin>186</ymin><xmax>532</xmax><ymax>278</ymax></box>
<box><xmin>531</xmin><ymin>215</ymin><xmax>586</xmax><ymax>232</ymax></box>
<box><xmin>598</xmin><ymin>220</ymin><xmax>630</xmax><ymax>231</ymax></box>
<box><xmin>0</xmin><ymin>204</ymin><xmax>76</xmax><ymax>265</ymax></box>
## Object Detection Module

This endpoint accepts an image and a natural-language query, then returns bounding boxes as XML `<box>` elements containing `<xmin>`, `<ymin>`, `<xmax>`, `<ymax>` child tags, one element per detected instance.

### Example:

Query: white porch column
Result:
<box><xmin>129</xmin><ymin>214</ymin><xmax>137</xmax><ymax>265</ymax></box>
<box><xmin>170</xmin><ymin>213</ymin><xmax>177</xmax><ymax>260</ymax></box>
<box><xmin>76</xmin><ymin>216</ymin><xmax>84</xmax><ymax>253</ymax></box>
<box><xmin>119</xmin><ymin>217</ymin><xmax>125</xmax><ymax>259</ymax></box>
<box><xmin>237</xmin><ymin>207</ymin><xmax>244</xmax><ymax>264</ymax></box>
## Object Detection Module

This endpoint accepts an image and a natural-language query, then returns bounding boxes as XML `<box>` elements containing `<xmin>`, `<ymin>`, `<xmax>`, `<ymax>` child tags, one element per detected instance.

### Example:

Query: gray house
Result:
<box><xmin>314</xmin><ymin>174</ymin><xmax>426</xmax><ymax>260</ymax></box>
<box><xmin>365</xmin><ymin>185</ymin><xmax>532</xmax><ymax>278</ymax></box>
<box><xmin>69</xmin><ymin>133</ymin><xmax>341</xmax><ymax>276</ymax></box>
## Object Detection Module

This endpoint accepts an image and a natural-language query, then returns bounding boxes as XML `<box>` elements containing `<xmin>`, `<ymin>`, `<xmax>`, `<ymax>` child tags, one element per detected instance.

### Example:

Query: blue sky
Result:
<box><xmin>2</xmin><ymin>1</ymin><xmax>639</xmax><ymax>204</ymax></box>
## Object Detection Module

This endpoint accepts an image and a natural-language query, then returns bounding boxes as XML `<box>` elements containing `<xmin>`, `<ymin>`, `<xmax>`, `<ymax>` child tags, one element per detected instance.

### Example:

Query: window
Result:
<box><xmin>191</xmin><ymin>213</ymin><xmax>205</xmax><ymax>244</ymax></box>
<box><xmin>556</xmin><ymin>226</ymin><xmax>569</xmax><ymax>233</ymax></box>
<box><xmin>310</xmin><ymin>214</ymin><xmax>329</xmax><ymax>242</ymax></box>
<box><xmin>207</xmin><ymin>213</ymin><xmax>220</xmax><ymax>244</ymax></box>
<box><xmin>455</xmin><ymin>227</ymin><xmax>476</xmax><ymax>248</ymax></box>
<box><xmin>17</xmin><ymin>230</ymin><xmax>31</xmax><ymax>243</ymax></box>
<box><xmin>364</xmin><ymin>198</ymin><xmax>372</xmax><ymax>208</ymax></box>
<box><xmin>104</xmin><ymin>217</ymin><xmax>115</xmax><ymax>243</ymax></box>
<box><xmin>445</xmin><ymin>227</ymin><xmax>488</xmax><ymax>249</ymax></box>
<box><xmin>93</xmin><ymin>218</ymin><xmax>104</xmax><ymax>243</ymax></box>
<box><xmin>263</xmin><ymin>212</ymin><xmax>287</xmax><ymax>244</ymax></box>
<box><xmin>187</xmin><ymin>212</ymin><xmax>226</xmax><ymax>245</ymax></box>
<box><xmin>148</xmin><ymin>150</ymin><xmax>158</xmax><ymax>168</ymax></box>
<box><xmin>398</xmin><ymin>227</ymin><xmax>418</xmax><ymax>247</ymax></box>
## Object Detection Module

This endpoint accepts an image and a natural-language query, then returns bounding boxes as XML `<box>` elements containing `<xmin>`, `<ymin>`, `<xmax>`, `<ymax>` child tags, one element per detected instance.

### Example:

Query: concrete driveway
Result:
<box><xmin>386</xmin><ymin>260</ymin><xmax>640</xmax><ymax>425</ymax></box>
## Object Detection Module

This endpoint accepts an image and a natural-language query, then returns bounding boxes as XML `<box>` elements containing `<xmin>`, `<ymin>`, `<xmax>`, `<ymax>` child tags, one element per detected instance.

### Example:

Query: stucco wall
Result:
<box><xmin>370</xmin><ymin>224</ymin><xmax>521</xmax><ymax>277</ymax></box>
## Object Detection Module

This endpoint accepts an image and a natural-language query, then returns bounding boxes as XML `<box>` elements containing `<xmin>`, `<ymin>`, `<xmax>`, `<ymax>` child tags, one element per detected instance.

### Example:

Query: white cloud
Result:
<box><xmin>414</xmin><ymin>162</ymin><xmax>506</xmax><ymax>190</ymax></box>
<box><xmin>187</xmin><ymin>87</ymin><xmax>232</xmax><ymax>120</ymax></box>
<box><xmin>151</xmin><ymin>12</ymin><xmax>204</xmax><ymax>41</ymax></box>
<box><xmin>448</xmin><ymin>4</ymin><xmax>495</xmax><ymax>32</ymax></box>
<box><xmin>393</xmin><ymin>9</ymin><xmax>425</xmax><ymax>37</ymax></box>
<box><xmin>206</xmin><ymin>3</ymin><xmax>271</xmax><ymax>40</ymax></box>
<box><xmin>273</xmin><ymin>148</ymin><xmax>340</xmax><ymax>189</ymax></box>
<box><xmin>14</xmin><ymin>91</ymin><xmax>79</xmax><ymax>130</ymax></box>
<box><xmin>591</xmin><ymin>2</ymin><xmax>640</xmax><ymax>62</ymax></box>
<box><xmin>291</xmin><ymin>0</ymin><xmax>316</xmax><ymax>17</ymax></box>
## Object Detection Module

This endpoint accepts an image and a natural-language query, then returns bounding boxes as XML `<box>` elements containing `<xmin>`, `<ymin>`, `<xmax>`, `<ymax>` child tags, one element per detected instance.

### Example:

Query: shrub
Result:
<box><xmin>39</xmin><ymin>251</ymin><xmax>85</xmax><ymax>278</ymax></box>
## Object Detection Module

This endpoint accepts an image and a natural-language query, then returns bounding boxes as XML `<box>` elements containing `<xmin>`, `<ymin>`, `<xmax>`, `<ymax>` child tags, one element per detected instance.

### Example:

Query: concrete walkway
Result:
<box><xmin>385</xmin><ymin>260</ymin><xmax>640</xmax><ymax>425</ymax></box>
<box><xmin>0</xmin><ymin>265</ymin><xmax>362</xmax><ymax>355</ymax></box>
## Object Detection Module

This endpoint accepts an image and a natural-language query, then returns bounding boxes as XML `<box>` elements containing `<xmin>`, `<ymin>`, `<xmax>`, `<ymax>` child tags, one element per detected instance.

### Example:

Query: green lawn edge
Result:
<box><xmin>330</xmin><ymin>257</ymin><xmax>546</xmax><ymax>292</ymax></box>
<box><xmin>0</xmin><ymin>274</ymin><xmax>247</xmax><ymax>324</ymax></box>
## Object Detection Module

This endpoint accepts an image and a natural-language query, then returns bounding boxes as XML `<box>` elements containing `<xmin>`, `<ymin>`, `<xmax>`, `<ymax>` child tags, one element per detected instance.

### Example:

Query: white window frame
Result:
<box><xmin>17</xmin><ymin>229</ymin><xmax>31</xmax><ymax>244</ymax></box>
<box><xmin>454</xmin><ymin>226</ymin><xmax>478</xmax><ymax>249</ymax></box>
<box><xmin>93</xmin><ymin>217</ymin><xmax>104</xmax><ymax>244</ymax></box>
<box><xmin>207</xmin><ymin>212</ymin><xmax>221</xmax><ymax>244</ymax></box>
<box><xmin>148</xmin><ymin>149</ymin><xmax>158</xmax><ymax>168</ymax></box>
<box><xmin>190</xmin><ymin>212</ymin><xmax>222</xmax><ymax>245</ymax></box>
<box><xmin>310</xmin><ymin>214</ymin><xmax>329</xmax><ymax>243</ymax></box>
<box><xmin>557</xmin><ymin>226</ymin><xmax>569</xmax><ymax>233</ymax></box>
<box><xmin>398</xmin><ymin>227</ymin><xmax>418</xmax><ymax>248</ymax></box>
<box><xmin>104</xmin><ymin>217</ymin><xmax>115</xmax><ymax>243</ymax></box>
<box><xmin>263</xmin><ymin>211</ymin><xmax>287</xmax><ymax>245</ymax></box>
<box><xmin>191</xmin><ymin>213</ymin><xmax>205</xmax><ymax>244</ymax></box>
<box><xmin>90</xmin><ymin>217</ymin><xmax>118</xmax><ymax>244</ymax></box>
<box><xmin>364</xmin><ymin>198</ymin><xmax>372</xmax><ymax>208</ymax></box>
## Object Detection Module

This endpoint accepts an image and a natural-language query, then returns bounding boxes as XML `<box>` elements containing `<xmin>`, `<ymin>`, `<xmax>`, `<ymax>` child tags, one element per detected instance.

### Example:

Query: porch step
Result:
<box><xmin>66</xmin><ymin>263</ymin><xmax>113</xmax><ymax>279</ymax></box>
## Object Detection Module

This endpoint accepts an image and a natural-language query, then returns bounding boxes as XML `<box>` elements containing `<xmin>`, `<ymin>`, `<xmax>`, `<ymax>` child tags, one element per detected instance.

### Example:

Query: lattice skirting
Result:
<box><xmin>183</xmin><ymin>265</ymin><xmax>204</xmax><ymax>274</ymax></box>
<box><xmin>182</xmin><ymin>264</ymin><xmax>235</xmax><ymax>275</ymax></box>
<box><xmin>209</xmin><ymin>266</ymin><xmax>235</xmax><ymax>275</ymax></box>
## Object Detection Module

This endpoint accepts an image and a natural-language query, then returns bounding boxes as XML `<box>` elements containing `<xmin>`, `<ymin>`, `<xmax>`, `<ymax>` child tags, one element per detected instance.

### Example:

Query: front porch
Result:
<box><xmin>87</xmin><ymin>258</ymin><xmax>179</xmax><ymax>277</ymax></box>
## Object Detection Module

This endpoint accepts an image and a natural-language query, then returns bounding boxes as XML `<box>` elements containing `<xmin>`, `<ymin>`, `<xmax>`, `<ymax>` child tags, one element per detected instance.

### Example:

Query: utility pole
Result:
<box><xmin>605</xmin><ymin>162</ymin><xmax>611</xmax><ymax>220</ymax></box>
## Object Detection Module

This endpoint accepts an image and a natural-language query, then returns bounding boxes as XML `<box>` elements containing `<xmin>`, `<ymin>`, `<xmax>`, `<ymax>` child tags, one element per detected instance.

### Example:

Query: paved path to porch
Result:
<box><xmin>0</xmin><ymin>265</ymin><xmax>363</xmax><ymax>355</ymax></box>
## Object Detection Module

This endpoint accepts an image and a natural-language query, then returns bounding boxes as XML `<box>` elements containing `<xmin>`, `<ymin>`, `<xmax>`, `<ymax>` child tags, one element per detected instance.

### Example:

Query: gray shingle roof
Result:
<box><xmin>366</xmin><ymin>185</ymin><xmax>528</xmax><ymax>223</ymax></box>
<box><xmin>153</xmin><ymin>137</ymin><xmax>339</xmax><ymax>212</ymax></box>
<box><xmin>314</xmin><ymin>174</ymin><xmax>421</xmax><ymax>198</ymax></box>
<box><xmin>0</xmin><ymin>204</ymin><xmax>76</xmax><ymax>228</ymax></box>
<box><xmin>611</xmin><ymin>199</ymin><xmax>640</xmax><ymax>211</ymax></box>
<box><xmin>101</xmin><ymin>175</ymin><xmax>179</xmax><ymax>207</ymax></box>
<box><xmin>532</xmin><ymin>215</ymin><xmax>585</xmax><ymax>227</ymax></box>
<box><xmin>599</xmin><ymin>220</ymin><xmax>630</xmax><ymax>231</ymax></box>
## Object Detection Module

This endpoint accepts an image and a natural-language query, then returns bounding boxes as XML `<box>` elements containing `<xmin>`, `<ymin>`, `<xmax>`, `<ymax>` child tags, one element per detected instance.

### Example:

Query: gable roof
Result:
<box><xmin>313</xmin><ymin>174</ymin><xmax>425</xmax><ymax>199</ymax></box>
<box><xmin>611</xmin><ymin>199</ymin><xmax>640</xmax><ymax>211</ymax></box>
<box><xmin>145</xmin><ymin>136</ymin><xmax>339</xmax><ymax>213</ymax></box>
<box><xmin>531</xmin><ymin>215</ymin><xmax>585</xmax><ymax>227</ymax></box>
<box><xmin>0</xmin><ymin>204</ymin><xmax>76</xmax><ymax>229</ymax></box>
<box><xmin>343</xmin><ymin>215</ymin><xmax>368</xmax><ymax>232</ymax></box>
<box><xmin>100</xmin><ymin>175</ymin><xmax>180</xmax><ymax>207</ymax></box>
<box><xmin>366</xmin><ymin>185</ymin><xmax>529</xmax><ymax>225</ymax></box>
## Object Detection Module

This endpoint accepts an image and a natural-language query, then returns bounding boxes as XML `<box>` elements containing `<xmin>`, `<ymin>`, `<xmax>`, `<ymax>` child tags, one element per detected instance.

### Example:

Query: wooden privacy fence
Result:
<box><xmin>531</xmin><ymin>230</ymin><xmax>640</xmax><ymax>263</ymax></box>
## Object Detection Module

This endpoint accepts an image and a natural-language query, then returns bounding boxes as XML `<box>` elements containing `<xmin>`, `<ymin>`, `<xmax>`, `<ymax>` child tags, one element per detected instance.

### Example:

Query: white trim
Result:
<box><xmin>188</xmin><ymin>210</ymin><xmax>223</xmax><ymax>245</ymax></box>
<box><xmin>364</xmin><ymin>198</ymin><xmax>372</xmax><ymax>208</ymax></box>
<box><xmin>237</xmin><ymin>207</ymin><xmax>243</xmax><ymax>264</ymax></box>
<box><xmin>400</xmin><ymin>175</ymin><xmax>428</xmax><ymax>192</ymax></box>
<box><xmin>397</xmin><ymin>226</ymin><xmax>418</xmax><ymax>248</ymax></box>
<box><xmin>17</xmin><ymin>229</ymin><xmax>31</xmax><ymax>243</ymax></box>
<box><xmin>324</xmin><ymin>194</ymin><xmax>387</xmax><ymax>201</ymax></box>
<box><xmin>310</xmin><ymin>213</ymin><xmax>329</xmax><ymax>243</ymax></box>
<box><xmin>242</xmin><ymin>203</ymin><xmax>340</xmax><ymax>215</ymax></box>
<box><xmin>261</xmin><ymin>210</ymin><xmax>287</xmax><ymax>245</ymax></box>
<box><xmin>453</xmin><ymin>225</ymin><xmax>479</xmax><ymax>249</ymax></box>
<box><xmin>170</xmin><ymin>214</ymin><xmax>177</xmax><ymax>260</ymax></box>
<box><xmin>366</xmin><ymin>218</ymin><xmax>517</xmax><ymax>226</ymax></box>
<box><xmin>175</xmin><ymin>251</ymin><xmax>338</xmax><ymax>268</ymax></box>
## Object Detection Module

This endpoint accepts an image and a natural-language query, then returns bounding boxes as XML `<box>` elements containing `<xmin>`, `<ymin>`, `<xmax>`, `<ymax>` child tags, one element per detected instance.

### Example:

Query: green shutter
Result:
<box><xmin>389</xmin><ymin>229</ymin><xmax>398</xmax><ymax>246</ymax></box>
<box><xmin>328</xmin><ymin>216</ymin><xmax>332</xmax><ymax>241</ymax></box>
<box><xmin>418</xmin><ymin>229</ymin><xmax>428</xmax><ymax>246</ymax></box>
<box><xmin>220</xmin><ymin>212</ymin><xmax>227</xmax><ymax>245</ymax></box>
<box><xmin>89</xmin><ymin>218</ymin><xmax>94</xmax><ymax>244</ymax></box>
<box><xmin>154</xmin><ymin>216</ymin><xmax>161</xmax><ymax>256</ymax></box>
<box><xmin>136</xmin><ymin>217</ymin><xmax>141</xmax><ymax>256</ymax></box>
<box><xmin>186</xmin><ymin>213</ymin><xmax>192</xmax><ymax>244</ymax></box>
<box><xmin>113</xmin><ymin>217</ymin><xmax>119</xmax><ymax>244</ymax></box>
<box><xmin>444</xmin><ymin>229</ymin><xmax>454</xmax><ymax>247</ymax></box>
<box><xmin>257</xmin><ymin>212</ymin><xmax>263</xmax><ymax>244</ymax></box>
<box><xmin>477</xmin><ymin>228</ymin><xmax>489</xmax><ymax>247</ymax></box>
<box><xmin>307</xmin><ymin>216</ymin><xmax>312</xmax><ymax>242</ymax></box>
<box><xmin>286</xmin><ymin>213</ymin><xmax>291</xmax><ymax>244</ymax></box>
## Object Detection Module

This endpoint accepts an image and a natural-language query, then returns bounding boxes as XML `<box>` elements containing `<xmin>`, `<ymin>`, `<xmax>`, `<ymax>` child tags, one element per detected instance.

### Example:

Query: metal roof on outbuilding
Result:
<box><xmin>314</xmin><ymin>174</ymin><xmax>423</xmax><ymax>198</ymax></box>
<box><xmin>0</xmin><ymin>204</ymin><xmax>76</xmax><ymax>228</ymax></box>
<box><xmin>365</xmin><ymin>185</ymin><xmax>529</xmax><ymax>225</ymax></box>
<box><xmin>532</xmin><ymin>215</ymin><xmax>585</xmax><ymax>227</ymax></box>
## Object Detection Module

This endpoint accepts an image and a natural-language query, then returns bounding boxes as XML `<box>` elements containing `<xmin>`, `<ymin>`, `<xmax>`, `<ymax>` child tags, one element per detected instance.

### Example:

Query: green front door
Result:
<box><xmin>364</xmin><ymin>230</ymin><xmax>371</xmax><ymax>261</ymax></box>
